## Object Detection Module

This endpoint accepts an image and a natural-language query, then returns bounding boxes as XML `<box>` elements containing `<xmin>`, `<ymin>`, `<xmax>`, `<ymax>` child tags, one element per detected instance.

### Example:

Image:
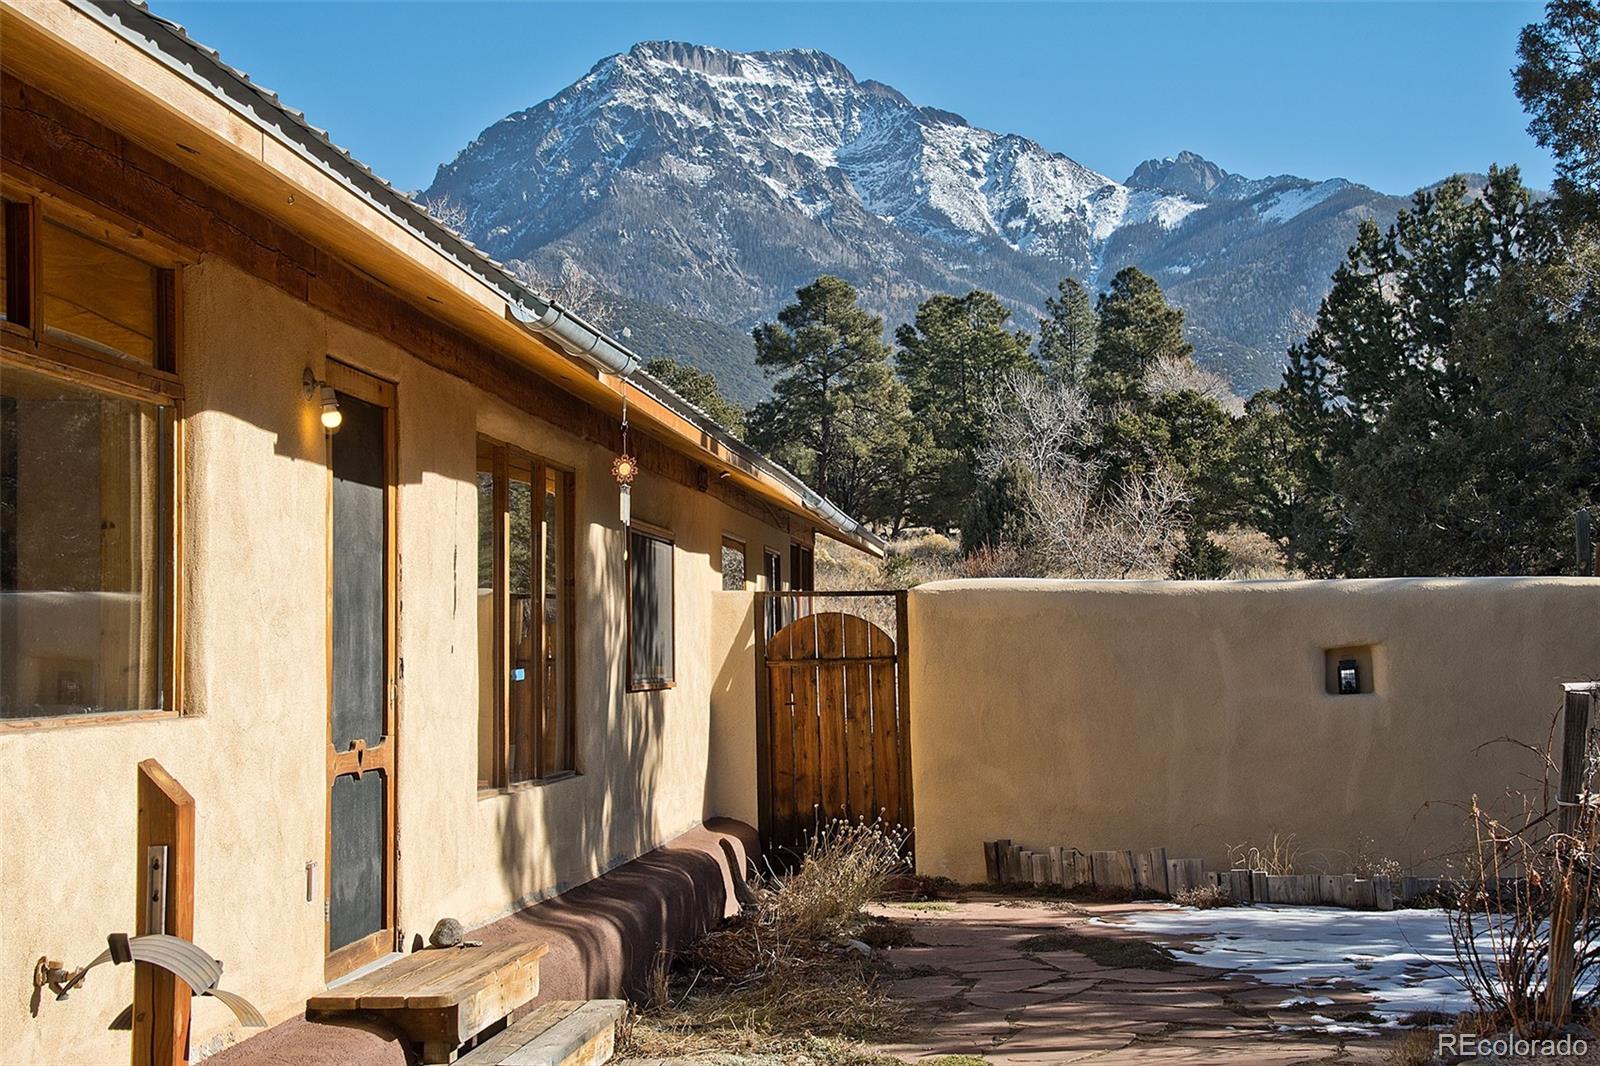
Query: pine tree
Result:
<box><xmin>747</xmin><ymin>276</ymin><xmax>913</xmax><ymax>524</ymax></box>
<box><xmin>895</xmin><ymin>290</ymin><xmax>1037</xmax><ymax>529</ymax></box>
<box><xmin>644</xmin><ymin>356</ymin><xmax>746</xmax><ymax>438</ymax></box>
<box><xmin>1515</xmin><ymin>0</ymin><xmax>1600</xmax><ymax>198</ymax></box>
<box><xmin>1037</xmin><ymin>277</ymin><xmax>1098</xmax><ymax>386</ymax></box>
<box><xmin>1087</xmin><ymin>267</ymin><xmax>1193</xmax><ymax>407</ymax></box>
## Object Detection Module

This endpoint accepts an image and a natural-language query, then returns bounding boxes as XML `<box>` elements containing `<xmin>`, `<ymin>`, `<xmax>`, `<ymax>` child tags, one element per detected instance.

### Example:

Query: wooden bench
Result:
<box><xmin>457</xmin><ymin>1000</ymin><xmax>625</xmax><ymax>1066</ymax></box>
<box><xmin>308</xmin><ymin>942</ymin><xmax>549</xmax><ymax>1063</ymax></box>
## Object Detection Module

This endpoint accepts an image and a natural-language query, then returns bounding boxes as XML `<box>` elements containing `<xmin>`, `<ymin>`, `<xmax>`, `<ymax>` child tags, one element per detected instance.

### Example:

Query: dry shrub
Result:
<box><xmin>619</xmin><ymin>821</ymin><xmax>915</xmax><ymax>1062</ymax></box>
<box><xmin>1173</xmin><ymin>882</ymin><xmax>1237</xmax><ymax>909</ymax></box>
<box><xmin>1446</xmin><ymin>702</ymin><xmax>1600</xmax><ymax>1034</ymax></box>
<box><xmin>1227</xmin><ymin>832</ymin><xmax>1303</xmax><ymax>875</ymax></box>
<box><xmin>1210</xmin><ymin>525</ymin><xmax>1294</xmax><ymax>579</ymax></box>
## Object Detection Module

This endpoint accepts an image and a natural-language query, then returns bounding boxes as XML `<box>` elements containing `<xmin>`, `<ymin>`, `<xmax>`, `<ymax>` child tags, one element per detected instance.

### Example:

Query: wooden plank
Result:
<box><xmin>868</xmin><ymin>622</ymin><xmax>902</xmax><ymax>827</ymax></box>
<box><xmin>1091</xmin><ymin>851</ymin><xmax>1113</xmax><ymax>888</ymax></box>
<box><xmin>1135</xmin><ymin>852</ymin><xmax>1155</xmax><ymax>893</ymax></box>
<box><xmin>1008</xmin><ymin>845</ymin><xmax>1025</xmax><ymax>883</ymax></box>
<box><xmin>1049</xmin><ymin>847</ymin><xmax>1064</xmax><ymax>886</ymax></box>
<box><xmin>1117</xmin><ymin>851</ymin><xmax>1137</xmax><ymax>891</ymax></box>
<box><xmin>893</xmin><ymin>590</ymin><xmax>914</xmax><ymax>844</ymax></box>
<box><xmin>1030</xmin><ymin>853</ymin><xmax>1047</xmax><ymax>885</ymax></box>
<box><xmin>1251</xmin><ymin>870</ymin><xmax>1268</xmax><ymax>903</ymax></box>
<box><xmin>1183</xmin><ymin>860</ymin><xmax>1205</xmax><ymax>896</ymax></box>
<box><xmin>767</xmin><ymin>665</ymin><xmax>798</xmax><ymax>851</ymax></box>
<box><xmin>1147</xmin><ymin>848</ymin><xmax>1170</xmax><ymax>895</ymax></box>
<box><xmin>841</xmin><ymin>616</ymin><xmax>876</xmax><ymax>824</ymax></box>
<box><xmin>500</xmin><ymin>999</ymin><xmax>624</xmax><ymax>1066</ymax></box>
<box><xmin>983</xmin><ymin>842</ymin><xmax>1001</xmax><ymax>884</ymax></box>
<box><xmin>814</xmin><ymin>613</ymin><xmax>848</xmax><ymax>820</ymax></box>
<box><xmin>456</xmin><ymin>1001</ymin><xmax>581</xmax><ymax>1065</ymax></box>
<box><xmin>1072</xmin><ymin>850</ymin><xmax>1093</xmax><ymax>889</ymax></box>
<box><xmin>994</xmin><ymin>839</ymin><xmax>1011</xmax><ymax>885</ymax></box>
<box><xmin>134</xmin><ymin>759</ymin><xmax>195</xmax><ymax>1066</ymax></box>
<box><xmin>1374</xmin><ymin>876</ymin><xmax>1394</xmax><ymax>911</ymax></box>
<box><xmin>1227</xmin><ymin>870</ymin><xmax>1252</xmax><ymax>902</ymax></box>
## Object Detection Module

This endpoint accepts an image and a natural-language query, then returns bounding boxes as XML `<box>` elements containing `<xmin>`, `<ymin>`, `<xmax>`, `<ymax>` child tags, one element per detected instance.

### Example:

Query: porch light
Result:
<box><xmin>302</xmin><ymin>368</ymin><xmax>342</xmax><ymax>433</ymax></box>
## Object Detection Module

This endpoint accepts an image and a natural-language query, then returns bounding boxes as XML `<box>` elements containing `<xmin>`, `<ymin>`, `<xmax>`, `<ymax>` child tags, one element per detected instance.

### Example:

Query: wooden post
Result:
<box><xmin>753</xmin><ymin>592</ymin><xmax>771</xmax><ymax>851</ymax></box>
<box><xmin>1547</xmin><ymin>683</ymin><xmax>1595</xmax><ymax>1026</ymax></box>
<box><xmin>134</xmin><ymin>759</ymin><xmax>195</xmax><ymax>1066</ymax></box>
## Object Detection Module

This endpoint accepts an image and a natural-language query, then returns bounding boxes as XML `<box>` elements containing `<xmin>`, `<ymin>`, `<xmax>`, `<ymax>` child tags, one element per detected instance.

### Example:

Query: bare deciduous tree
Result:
<box><xmin>979</xmin><ymin>371</ymin><xmax>1190</xmax><ymax>578</ymax></box>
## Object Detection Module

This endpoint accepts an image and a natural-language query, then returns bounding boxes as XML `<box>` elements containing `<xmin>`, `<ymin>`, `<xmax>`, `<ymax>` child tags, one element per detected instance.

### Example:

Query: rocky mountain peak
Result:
<box><xmin>1125</xmin><ymin>150</ymin><xmax>1232</xmax><ymax>199</ymax></box>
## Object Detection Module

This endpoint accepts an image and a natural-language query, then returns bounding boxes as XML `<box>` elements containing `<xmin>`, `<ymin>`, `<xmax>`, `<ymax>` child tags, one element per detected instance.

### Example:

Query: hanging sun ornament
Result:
<box><xmin>613</xmin><ymin>383</ymin><xmax>638</xmax><ymax>526</ymax></box>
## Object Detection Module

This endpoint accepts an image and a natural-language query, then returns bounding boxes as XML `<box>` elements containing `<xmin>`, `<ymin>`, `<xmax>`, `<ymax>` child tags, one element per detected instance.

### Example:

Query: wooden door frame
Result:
<box><xmin>322</xmin><ymin>358</ymin><xmax>399</xmax><ymax>982</ymax></box>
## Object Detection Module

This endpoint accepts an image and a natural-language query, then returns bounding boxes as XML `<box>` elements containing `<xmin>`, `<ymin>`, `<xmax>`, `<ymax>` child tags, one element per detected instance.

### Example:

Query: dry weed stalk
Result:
<box><xmin>1226</xmin><ymin>832</ymin><xmax>1304</xmax><ymax>875</ymax></box>
<box><xmin>1446</xmin><ymin>714</ymin><xmax>1600</xmax><ymax>1033</ymax></box>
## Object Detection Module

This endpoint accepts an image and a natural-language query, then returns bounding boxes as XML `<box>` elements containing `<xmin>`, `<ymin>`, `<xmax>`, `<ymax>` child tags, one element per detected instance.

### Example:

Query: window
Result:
<box><xmin>628</xmin><ymin>525</ymin><xmax>674</xmax><ymax>691</ymax></box>
<box><xmin>763</xmin><ymin>548</ymin><xmax>783</xmax><ymax>635</ymax></box>
<box><xmin>1</xmin><ymin>198</ymin><xmax>179</xmax><ymax>724</ymax></box>
<box><xmin>790</xmin><ymin>542</ymin><xmax>815</xmax><ymax>592</ymax></box>
<box><xmin>476</xmin><ymin>436</ymin><xmax>575</xmax><ymax>785</ymax></box>
<box><xmin>720</xmin><ymin>535</ymin><xmax>747</xmax><ymax>591</ymax></box>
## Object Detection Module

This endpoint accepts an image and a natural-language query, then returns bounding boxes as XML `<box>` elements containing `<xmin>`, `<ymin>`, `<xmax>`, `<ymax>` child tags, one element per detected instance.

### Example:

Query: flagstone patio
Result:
<box><xmin>866</xmin><ymin>896</ymin><xmax>1403</xmax><ymax>1065</ymax></box>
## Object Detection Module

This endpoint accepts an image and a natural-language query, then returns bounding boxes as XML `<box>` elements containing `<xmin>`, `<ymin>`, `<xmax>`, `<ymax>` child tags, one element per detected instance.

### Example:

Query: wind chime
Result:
<box><xmin>611</xmin><ymin>382</ymin><xmax>638</xmax><ymax>526</ymax></box>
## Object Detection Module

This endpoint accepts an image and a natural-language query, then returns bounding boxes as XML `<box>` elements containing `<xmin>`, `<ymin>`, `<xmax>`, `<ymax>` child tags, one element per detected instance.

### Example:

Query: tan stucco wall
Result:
<box><xmin>707</xmin><ymin>592</ymin><xmax>759</xmax><ymax>828</ymax></box>
<box><xmin>1</xmin><ymin>258</ymin><xmax>774</xmax><ymax>1063</ymax></box>
<box><xmin>909</xmin><ymin>577</ymin><xmax>1600</xmax><ymax>884</ymax></box>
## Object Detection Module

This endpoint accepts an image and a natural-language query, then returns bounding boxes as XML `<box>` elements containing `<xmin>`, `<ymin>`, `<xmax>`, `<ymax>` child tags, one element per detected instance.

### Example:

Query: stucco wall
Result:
<box><xmin>1</xmin><ymin>258</ymin><xmax>780</xmax><ymax>1064</ymax></box>
<box><xmin>707</xmin><ymin>592</ymin><xmax>759</xmax><ymax>828</ymax></box>
<box><xmin>909</xmin><ymin>578</ymin><xmax>1600</xmax><ymax>884</ymax></box>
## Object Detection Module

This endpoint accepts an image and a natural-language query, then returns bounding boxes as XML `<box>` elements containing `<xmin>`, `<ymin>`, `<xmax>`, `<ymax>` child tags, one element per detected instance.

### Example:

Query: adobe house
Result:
<box><xmin>0</xmin><ymin>3</ymin><xmax>884</xmax><ymax>1062</ymax></box>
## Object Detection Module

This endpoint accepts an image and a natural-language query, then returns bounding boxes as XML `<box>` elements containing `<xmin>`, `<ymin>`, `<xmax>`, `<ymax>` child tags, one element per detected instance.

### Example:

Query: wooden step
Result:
<box><xmin>459</xmin><ymin>1000</ymin><xmax>626</xmax><ymax>1066</ymax></box>
<box><xmin>308</xmin><ymin>941</ymin><xmax>549</xmax><ymax>1063</ymax></box>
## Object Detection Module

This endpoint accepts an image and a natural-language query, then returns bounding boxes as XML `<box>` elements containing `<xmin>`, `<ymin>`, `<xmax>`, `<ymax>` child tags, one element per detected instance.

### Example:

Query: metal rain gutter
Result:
<box><xmin>65</xmin><ymin>0</ymin><xmax>885</xmax><ymax>556</ymax></box>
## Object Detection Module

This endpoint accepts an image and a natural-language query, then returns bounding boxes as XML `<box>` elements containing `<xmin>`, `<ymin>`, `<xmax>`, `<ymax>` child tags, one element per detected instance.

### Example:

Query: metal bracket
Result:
<box><xmin>145</xmin><ymin>845</ymin><xmax>168</xmax><ymax>936</ymax></box>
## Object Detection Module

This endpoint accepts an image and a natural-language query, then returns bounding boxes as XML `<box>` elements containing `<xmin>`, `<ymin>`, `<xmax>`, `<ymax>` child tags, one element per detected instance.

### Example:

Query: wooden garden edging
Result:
<box><xmin>981</xmin><ymin>839</ymin><xmax>1440</xmax><ymax>911</ymax></box>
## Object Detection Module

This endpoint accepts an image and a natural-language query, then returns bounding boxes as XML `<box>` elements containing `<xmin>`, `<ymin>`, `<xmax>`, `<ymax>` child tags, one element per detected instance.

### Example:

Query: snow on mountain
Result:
<box><xmin>424</xmin><ymin>42</ymin><xmax>1408</xmax><ymax>393</ymax></box>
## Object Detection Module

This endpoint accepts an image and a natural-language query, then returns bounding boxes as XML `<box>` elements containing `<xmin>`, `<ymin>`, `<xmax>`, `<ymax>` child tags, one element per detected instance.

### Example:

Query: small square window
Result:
<box><xmin>720</xmin><ymin>535</ymin><xmax>747</xmax><ymax>591</ymax></box>
<box><xmin>1325</xmin><ymin>645</ymin><xmax>1377</xmax><ymax>696</ymax></box>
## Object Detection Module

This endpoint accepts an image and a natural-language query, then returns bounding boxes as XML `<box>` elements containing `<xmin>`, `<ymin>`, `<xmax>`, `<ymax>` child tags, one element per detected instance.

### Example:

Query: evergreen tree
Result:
<box><xmin>1516</xmin><ymin>0</ymin><xmax>1600</xmax><ymax>198</ymax></box>
<box><xmin>1037</xmin><ymin>277</ymin><xmax>1099</xmax><ymax>386</ymax></box>
<box><xmin>747</xmin><ymin>276</ymin><xmax>913</xmax><ymax>523</ymax></box>
<box><xmin>1261</xmin><ymin>165</ymin><xmax>1599</xmax><ymax>575</ymax></box>
<box><xmin>895</xmin><ymin>290</ymin><xmax>1037</xmax><ymax>529</ymax></box>
<box><xmin>644</xmin><ymin>356</ymin><xmax>746</xmax><ymax>438</ymax></box>
<box><xmin>1087</xmin><ymin>267</ymin><xmax>1193</xmax><ymax>407</ymax></box>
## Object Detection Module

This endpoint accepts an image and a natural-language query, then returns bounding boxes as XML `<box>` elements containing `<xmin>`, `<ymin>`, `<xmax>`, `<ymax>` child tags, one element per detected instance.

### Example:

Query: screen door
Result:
<box><xmin>323</xmin><ymin>361</ymin><xmax>396</xmax><ymax>980</ymax></box>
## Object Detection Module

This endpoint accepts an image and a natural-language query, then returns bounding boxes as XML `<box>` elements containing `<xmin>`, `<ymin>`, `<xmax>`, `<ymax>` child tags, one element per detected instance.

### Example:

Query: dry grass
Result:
<box><xmin>1173</xmin><ymin>882</ymin><xmax>1238</xmax><ymax>909</ymax></box>
<box><xmin>1210</xmin><ymin>525</ymin><xmax>1295</xmax><ymax>579</ymax></box>
<box><xmin>1226</xmin><ymin>832</ymin><xmax>1304</xmax><ymax>876</ymax></box>
<box><xmin>616</xmin><ymin>820</ymin><xmax>916</xmax><ymax>1063</ymax></box>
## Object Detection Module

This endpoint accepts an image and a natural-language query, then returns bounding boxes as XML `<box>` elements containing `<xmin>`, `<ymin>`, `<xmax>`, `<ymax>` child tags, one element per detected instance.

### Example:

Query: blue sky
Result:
<box><xmin>160</xmin><ymin>1</ymin><xmax>1553</xmax><ymax>196</ymax></box>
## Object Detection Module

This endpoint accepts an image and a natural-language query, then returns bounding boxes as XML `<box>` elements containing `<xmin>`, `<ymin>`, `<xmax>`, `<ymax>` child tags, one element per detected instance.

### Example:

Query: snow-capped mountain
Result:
<box><xmin>423</xmin><ymin>42</ymin><xmax>1409</xmax><ymax>394</ymax></box>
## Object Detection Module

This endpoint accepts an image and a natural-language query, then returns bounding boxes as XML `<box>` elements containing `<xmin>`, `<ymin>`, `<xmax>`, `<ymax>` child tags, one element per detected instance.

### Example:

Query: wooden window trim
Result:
<box><xmin>626</xmin><ymin>521</ymin><xmax>676</xmax><ymax>693</ymax></box>
<box><xmin>477</xmin><ymin>434</ymin><xmax>577</xmax><ymax>789</ymax></box>
<box><xmin>0</xmin><ymin>194</ymin><xmax>186</xmax><ymax>732</ymax></box>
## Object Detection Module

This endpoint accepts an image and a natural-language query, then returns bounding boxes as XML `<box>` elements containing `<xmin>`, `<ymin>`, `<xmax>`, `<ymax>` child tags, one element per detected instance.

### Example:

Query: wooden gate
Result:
<box><xmin>756</xmin><ymin>591</ymin><xmax>913</xmax><ymax>857</ymax></box>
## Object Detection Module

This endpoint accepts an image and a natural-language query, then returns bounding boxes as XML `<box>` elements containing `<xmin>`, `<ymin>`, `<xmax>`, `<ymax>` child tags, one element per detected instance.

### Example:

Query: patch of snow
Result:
<box><xmin>1258</xmin><ymin>179</ymin><xmax>1350</xmax><ymax>224</ymax></box>
<box><xmin>1105</xmin><ymin>904</ymin><xmax>1470</xmax><ymax>1018</ymax></box>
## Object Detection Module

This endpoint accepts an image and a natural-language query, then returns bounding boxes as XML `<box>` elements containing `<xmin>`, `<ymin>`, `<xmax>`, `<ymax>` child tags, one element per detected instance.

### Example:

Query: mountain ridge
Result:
<box><xmin>423</xmin><ymin>40</ymin><xmax>1413</xmax><ymax>395</ymax></box>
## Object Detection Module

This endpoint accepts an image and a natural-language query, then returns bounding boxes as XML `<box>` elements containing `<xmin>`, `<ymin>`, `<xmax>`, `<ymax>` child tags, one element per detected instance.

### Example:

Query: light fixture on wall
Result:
<box><xmin>302</xmin><ymin>368</ymin><xmax>342</xmax><ymax>433</ymax></box>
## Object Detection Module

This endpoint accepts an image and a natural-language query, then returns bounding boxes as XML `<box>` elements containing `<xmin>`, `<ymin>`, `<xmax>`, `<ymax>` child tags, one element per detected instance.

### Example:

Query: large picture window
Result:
<box><xmin>476</xmin><ymin>436</ymin><xmax>575</xmax><ymax>786</ymax></box>
<box><xmin>1</xmin><ymin>197</ymin><xmax>179</xmax><ymax>724</ymax></box>
<box><xmin>627</xmin><ymin>526</ymin><xmax>675</xmax><ymax>691</ymax></box>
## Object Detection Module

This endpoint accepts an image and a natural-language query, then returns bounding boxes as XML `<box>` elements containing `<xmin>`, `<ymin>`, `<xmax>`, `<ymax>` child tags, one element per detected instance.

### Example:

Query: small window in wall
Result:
<box><xmin>476</xmin><ymin>436</ymin><xmax>576</xmax><ymax>786</ymax></box>
<box><xmin>628</xmin><ymin>526</ymin><xmax>675</xmax><ymax>691</ymax></box>
<box><xmin>721</xmin><ymin>535</ymin><xmax>747</xmax><ymax>591</ymax></box>
<box><xmin>1325</xmin><ymin>645</ymin><xmax>1376</xmax><ymax>696</ymax></box>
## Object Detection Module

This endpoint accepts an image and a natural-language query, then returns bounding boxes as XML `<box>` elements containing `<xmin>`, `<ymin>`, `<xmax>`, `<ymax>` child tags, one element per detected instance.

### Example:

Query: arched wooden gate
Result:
<box><xmin>755</xmin><ymin>591</ymin><xmax>913</xmax><ymax>857</ymax></box>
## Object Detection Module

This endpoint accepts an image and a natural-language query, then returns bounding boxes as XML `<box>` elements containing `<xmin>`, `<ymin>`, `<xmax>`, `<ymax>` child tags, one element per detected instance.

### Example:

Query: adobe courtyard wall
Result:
<box><xmin>907</xmin><ymin>577</ymin><xmax>1599</xmax><ymax>883</ymax></box>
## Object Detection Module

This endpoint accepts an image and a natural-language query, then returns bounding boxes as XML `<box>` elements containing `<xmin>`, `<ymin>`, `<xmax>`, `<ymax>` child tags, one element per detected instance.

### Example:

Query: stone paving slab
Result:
<box><xmin>867</xmin><ymin>895</ymin><xmax>1408</xmax><ymax>1063</ymax></box>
